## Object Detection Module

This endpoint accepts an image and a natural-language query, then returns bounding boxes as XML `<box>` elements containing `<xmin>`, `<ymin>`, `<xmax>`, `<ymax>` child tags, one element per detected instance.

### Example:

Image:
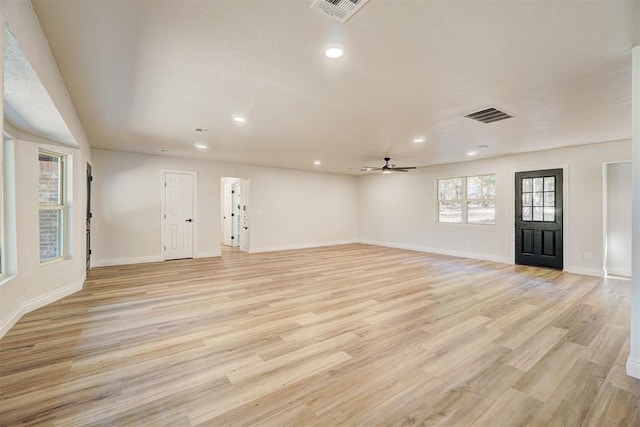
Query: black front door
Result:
<box><xmin>515</xmin><ymin>169</ymin><xmax>563</xmax><ymax>269</ymax></box>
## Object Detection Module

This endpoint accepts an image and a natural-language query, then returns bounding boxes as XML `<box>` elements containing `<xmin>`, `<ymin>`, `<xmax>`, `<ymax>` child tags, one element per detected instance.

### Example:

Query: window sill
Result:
<box><xmin>0</xmin><ymin>273</ymin><xmax>15</xmax><ymax>287</ymax></box>
<box><xmin>40</xmin><ymin>257</ymin><xmax>67</xmax><ymax>266</ymax></box>
<box><xmin>437</xmin><ymin>222</ymin><xmax>496</xmax><ymax>226</ymax></box>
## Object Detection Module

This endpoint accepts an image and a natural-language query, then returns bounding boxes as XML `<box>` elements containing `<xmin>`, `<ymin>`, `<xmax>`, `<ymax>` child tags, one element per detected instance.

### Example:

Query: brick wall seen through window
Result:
<box><xmin>39</xmin><ymin>151</ymin><xmax>64</xmax><ymax>262</ymax></box>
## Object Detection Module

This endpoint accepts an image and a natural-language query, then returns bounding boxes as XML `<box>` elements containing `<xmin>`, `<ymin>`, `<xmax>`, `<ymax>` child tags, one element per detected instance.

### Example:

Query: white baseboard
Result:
<box><xmin>91</xmin><ymin>255</ymin><xmax>163</xmax><ymax>267</ymax></box>
<box><xmin>358</xmin><ymin>239</ymin><xmax>512</xmax><ymax>265</ymax></box>
<box><xmin>249</xmin><ymin>239</ymin><xmax>357</xmax><ymax>254</ymax></box>
<box><xmin>0</xmin><ymin>275</ymin><xmax>85</xmax><ymax>340</ymax></box>
<box><xmin>0</xmin><ymin>306</ymin><xmax>24</xmax><ymax>341</ymax></box>
<box><xmin>564</xmin><ymin>265</ymin><xmax>604</xmax><ymax>277</ymax></box>
<box><xmin>605</xmin><ymin>268</ymin><xmax>631</xmax><ymax>278</ymax></box>
<box><xmin>196</xmin><ymin>250</ymin><xmax>221</xmax><ymax>258</ymax></box>
<box><xmin>627</xmin><ymin>357</ymin><xmax>640</xmax><ymax>379</ymax></box>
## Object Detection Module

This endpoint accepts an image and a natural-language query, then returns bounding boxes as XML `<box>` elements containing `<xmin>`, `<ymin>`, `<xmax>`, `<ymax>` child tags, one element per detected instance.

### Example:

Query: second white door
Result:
<box><xmin>163</xmin><ymin>171</ymin><xmax>195</xmax><ymax>260</ymax></box>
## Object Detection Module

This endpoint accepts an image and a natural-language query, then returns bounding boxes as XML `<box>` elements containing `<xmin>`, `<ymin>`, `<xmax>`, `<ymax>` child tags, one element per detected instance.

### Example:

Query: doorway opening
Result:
<box><xmin>221</xmin><ymin>177</ymin><xmax>250</xmax><ymax>253</ymax></box>
<box><xmin>603</xmin><ymin>162</ymin><xmax>632</xmax><ymax>278</ymax></box>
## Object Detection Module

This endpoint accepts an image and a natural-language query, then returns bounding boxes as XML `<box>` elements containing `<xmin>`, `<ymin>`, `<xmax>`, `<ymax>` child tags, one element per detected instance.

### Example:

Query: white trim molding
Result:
<box><xmin>0</xmin><ymin>275</ymin><xmax>84</xmax><ymax>339</ymax></box>
<box><xmin>627</xmin><ymin>357</ymin><xmax>640</xmax><ymax>379</ymax></box>
<box><xmin>0</xmin><ymin>305</ymin><xmax>23</xmax><ymax>340</ymax></box>
<box><xmin>196</xmin><ymin>250</ymin><xmax>222</xmax><ymax>258</ymax></box>
<box><xmin>358</xmin><ymin>239</ymin><xmax>512</xmax><ymax>265</ymax></box>
<box><xmin>564</xmin><ymin>265</ymin><xmax>605</xmax><ymax>278</ymax></box>
<box><xmin>91</xmin><ymin>255</ymin><xmax>163</xmax><ymax>267</ymax></box>
<box><xmin>605</xmin><ymin>268</ymin><xmax>632</xmax><ymax>278</ymax></box>
<box><xmin>249</xmin><ymin>240</ymin><xmax>357</xmax><ymax>254</ymax></box>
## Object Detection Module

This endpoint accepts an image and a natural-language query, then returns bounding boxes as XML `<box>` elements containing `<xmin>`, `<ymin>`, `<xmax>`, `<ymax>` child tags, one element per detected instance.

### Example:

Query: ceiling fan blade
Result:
<box><xmin>392</xmin><ymin>166</ymin><xmax>417</xmax><ymax>170</ymax></box>
<box><xmin>391</xmin><ymin>169</ymin><xmax>409</xmax><ymax>172</ymax></box>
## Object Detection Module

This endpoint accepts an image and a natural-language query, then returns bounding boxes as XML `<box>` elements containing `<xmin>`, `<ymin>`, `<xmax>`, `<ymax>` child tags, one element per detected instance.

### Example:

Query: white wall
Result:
<box><xmin>0</xmin><ymin>1</ymin><xmax>92</xmax><ymax>338</ymax></box>
<box><xmin>358</xmin><ymin>140</ymin><xmax>631</xmax><ymax>276</ymax></box>
<box><xmin>91</xmin><ymin>149</ymin><xmax>358</xmax><ymax>265</ymax></box>
<box><xmin>605</xmin><ymin>162</ymin><xmax>632</xmax><ymax>277</ymax></box>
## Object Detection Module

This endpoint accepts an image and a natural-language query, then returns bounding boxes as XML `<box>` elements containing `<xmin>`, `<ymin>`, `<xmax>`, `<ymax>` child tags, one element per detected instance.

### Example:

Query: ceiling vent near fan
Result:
<box><xmin>464</xmin><ymin>106</ymin><xmax>514</xmax><ymax>124</ymax></box>
<box><xmin>310</xmin><ymin>0</ymin><xmax>369</xmax><ymax>23</ymax></box>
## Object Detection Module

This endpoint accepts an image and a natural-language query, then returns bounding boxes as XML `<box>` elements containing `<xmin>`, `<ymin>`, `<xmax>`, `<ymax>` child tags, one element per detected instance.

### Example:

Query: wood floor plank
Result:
<box><xmin>582</xmin><ymin>383</ymin><xmax>640</xmax><ymax>426</ymax></box>
<box><xmin>506</xmin><ymin>325</ymin><xmax>568</xmax><ymax>372</ymax></box>
<box><xmin>0</xmin><ymin>243</ymin><xmax>638</xmax><ymax>425</ymax></box>
<box><xmin>471</xmin><ymin>387</ymin><xmax>542</xmax><ymax>426</ymax></box>
<box><xmin>530</xmin><ymin>358</ymin><xmax>609</xmax><ymax>426</ymax></box>
<box><xmin>512</xmin><ymin>340</ymin><xmax>588</xmax><ymax>402</ymax></box>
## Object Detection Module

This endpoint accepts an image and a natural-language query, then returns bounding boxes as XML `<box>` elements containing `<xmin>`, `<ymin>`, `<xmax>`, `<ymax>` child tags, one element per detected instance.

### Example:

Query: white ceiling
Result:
<box><xmin>3</xmin><ymin>26</ymin><xmax>76</xmax><ymax>147</ymax></box>
<box><xmin>31</xmin><ymin>0</ymin><xmax>637</xmax><ymax>174</ymax></box>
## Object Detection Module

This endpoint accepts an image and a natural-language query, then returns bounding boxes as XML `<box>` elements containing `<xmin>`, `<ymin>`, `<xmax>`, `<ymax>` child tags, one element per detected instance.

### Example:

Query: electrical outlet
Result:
<box><xmin>583</xmin><ymin>252</ymin><xmax>593</xmax><ymax>260</ymax></box>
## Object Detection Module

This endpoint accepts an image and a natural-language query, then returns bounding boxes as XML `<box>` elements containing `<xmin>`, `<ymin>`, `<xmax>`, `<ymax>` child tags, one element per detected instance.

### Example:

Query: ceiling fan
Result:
<box><xmin>361</xmin><ymin>157</ymin><xmax>417</xmax><ymax>173</ymax></box>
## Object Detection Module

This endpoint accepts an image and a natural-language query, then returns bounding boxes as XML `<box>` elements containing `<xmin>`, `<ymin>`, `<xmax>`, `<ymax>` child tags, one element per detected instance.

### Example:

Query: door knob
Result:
<box><xmin>185</xmin><ymin>219</ymin><xmax>193</xmax><ymax>222</ymax></box>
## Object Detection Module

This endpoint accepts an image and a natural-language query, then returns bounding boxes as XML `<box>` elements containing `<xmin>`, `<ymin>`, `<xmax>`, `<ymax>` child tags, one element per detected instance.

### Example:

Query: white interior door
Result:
<box><xmin>232</xmin><ymin>182</ymin><xmax>241</xmax><ymax>247</ymax></box>
<box><xmin>222</xmin><ymin>183</ymin><xmax>232</xmax><ymax>246</ymax></box>
<box><xmin>239</xmin><ymin>179</ymin><xmax>250</xmax><ymax>251</ymax></box>
<box><xmin>163</xmin><ymin>171</ymin><xmax>195</xmax><ymax>260</ymax></box>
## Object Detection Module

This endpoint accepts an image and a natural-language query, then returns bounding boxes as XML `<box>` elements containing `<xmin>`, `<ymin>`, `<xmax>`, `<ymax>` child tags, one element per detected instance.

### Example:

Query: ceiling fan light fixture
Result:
<box><xmin>361</xmin><ymin>157</ymin><xmax>416</xmax><ymax>173</ymax></box>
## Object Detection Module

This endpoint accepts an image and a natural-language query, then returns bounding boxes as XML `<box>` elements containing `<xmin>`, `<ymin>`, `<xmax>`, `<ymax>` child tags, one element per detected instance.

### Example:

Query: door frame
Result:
<box><xmin>86</xmin><ymin>162</ymin><xmax>92</xmax><ymax>272</ymax></box>
<box><xmin>603</xmin><ymin>161</ymin><xmax>633</xmax><ymax>277</ymax></box>
<box><xmin>239</xmin><ymin>179</ymin><xmax>250</xmax><ymax>252</ymax></box>
<box><xmin>220</xmin><ymin>176</ymin><xmax>250</xmax><ymax>253</ymax></box>
<box><xmin>231</xmin><ymin>181</ymin><xmax>241</xmax><ymax>247</ymax></box>
<box><xmin>161</xmin><ymin>169</ymin><xmax>198</xmax><ymax>261</ymax></box>
<box><xmin>510</xmin><ymin>164</ymin><xmax>569</xmax><ymax>269</ymax></box>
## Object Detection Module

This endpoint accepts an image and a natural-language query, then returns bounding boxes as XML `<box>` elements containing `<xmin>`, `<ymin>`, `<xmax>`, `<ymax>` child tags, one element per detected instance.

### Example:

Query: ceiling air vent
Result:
<box><xmin>464</xmin><ymin>106</ymin><xmax>514</xmax><ymax>124</ymax></box>
<box><xmin>310</xmin><ymin>0</ymin><xmax>369</xmax><ymax>23</ymax></box>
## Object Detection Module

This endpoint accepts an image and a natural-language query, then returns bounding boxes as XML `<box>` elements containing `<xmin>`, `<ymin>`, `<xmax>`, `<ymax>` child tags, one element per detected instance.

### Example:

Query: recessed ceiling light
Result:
<box><xmin>233</xmin><ymin>116</ymin><xmax>246</xmax><ymax>123</ymax></box>
<box><xmin>467</xmin><ymin>151</ymin><xmax>477</xmax><ymax>156</ymax></box>
<box><xmin>194</xmin><ymin>143</ymin><xmax>208</xmax><ymax>150</ymax></box>
<box><xmin>413</xmin><ymin>137</ymin><xmax>426</xmax><ymax>144</ymax></box>
<box><xmin>313</xmin><ymin>160</ymin><xmax>321</xmax><ymax>166</ymax></box>
<box><xmin>325</xmin><ymin>45</ymin><xmax>344</xmax><ymax>59</ymax></box>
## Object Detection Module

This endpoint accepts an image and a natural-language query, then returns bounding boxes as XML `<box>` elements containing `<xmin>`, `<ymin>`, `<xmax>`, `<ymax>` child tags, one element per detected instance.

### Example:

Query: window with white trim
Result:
<box><xmin>1</xmin><ymin>136</ymin><xmax>16</xmax><ymax>280</ymax></box>
<box><xmin>39</xmin><ymin>150</ymin><xmax>65</xmax><ymax>262</ymax></box>
<box><xmin>466</xmin><ymin>174</ymin><xmax>496</xmax><ymax>224</ymax></box>
<box><xmin>437</xmin><ymin>174</ymin><xmax>496</xmax><ymax>224</ymax></box>
<box><xmin>437</xmin><ymin>177</ymin><xmax>463</xmax><ymax>223</ymax></box>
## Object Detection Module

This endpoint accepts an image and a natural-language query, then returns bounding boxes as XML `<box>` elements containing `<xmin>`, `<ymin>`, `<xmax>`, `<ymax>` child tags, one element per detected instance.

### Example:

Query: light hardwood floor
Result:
<box><xmin>1</xmin><ymin>244</ymin><xmax>638</xmax><ymax>426</ymax></box>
